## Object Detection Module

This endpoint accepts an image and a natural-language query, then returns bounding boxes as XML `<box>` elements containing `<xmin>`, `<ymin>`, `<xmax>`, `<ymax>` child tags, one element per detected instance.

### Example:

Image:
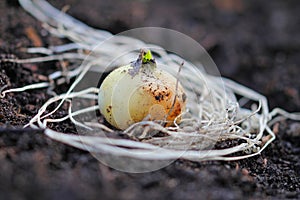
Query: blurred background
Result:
<box><xmin>2</xmin><ymin>0</ymin><xmax>300</xmax><ymax>111</ymax></box>
<box><xmin>45</xmin><ymin>0</ymin><xmax>300</xmax><ymax>111</ymax></box>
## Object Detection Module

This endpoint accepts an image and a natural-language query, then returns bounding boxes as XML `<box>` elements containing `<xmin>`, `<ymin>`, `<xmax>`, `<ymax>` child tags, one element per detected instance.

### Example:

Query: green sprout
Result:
<box><xmin>142</xmin><ymin>50</ymin><xmax>153</xmax><ymax>64</ymax></box>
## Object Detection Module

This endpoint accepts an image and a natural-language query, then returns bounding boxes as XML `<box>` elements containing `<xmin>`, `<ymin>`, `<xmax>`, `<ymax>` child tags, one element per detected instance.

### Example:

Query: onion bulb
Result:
<box><xmin>98</xmin><ymin>50</ymin><xmax>187</xmax><ymax>130</ymax></box>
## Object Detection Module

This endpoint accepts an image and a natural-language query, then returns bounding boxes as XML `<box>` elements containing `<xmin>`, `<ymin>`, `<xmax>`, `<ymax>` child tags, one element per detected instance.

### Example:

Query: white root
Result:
<box><xmin>1</xmin><ymin>0</ymin><xmax>298</xmax><ymax>162</ymax></box>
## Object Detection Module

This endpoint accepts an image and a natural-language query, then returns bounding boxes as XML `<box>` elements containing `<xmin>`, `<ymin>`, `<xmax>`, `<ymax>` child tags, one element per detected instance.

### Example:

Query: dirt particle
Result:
<box><xmin>155</xmin><ymin>94</ymin><xmax>163</xmax><ymax>101</ymax></box>
<box><xmin>106</xmin><ymin>105</ymin><xmax>112</xmax><ymax>113</ymax></box>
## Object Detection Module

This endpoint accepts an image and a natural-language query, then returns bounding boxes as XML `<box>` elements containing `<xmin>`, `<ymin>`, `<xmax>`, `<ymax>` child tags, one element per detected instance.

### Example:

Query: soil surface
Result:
<box><xmin>0</xmin><ymin>0</ymin><xmax>299</xmax><ymax>199</ymax></box>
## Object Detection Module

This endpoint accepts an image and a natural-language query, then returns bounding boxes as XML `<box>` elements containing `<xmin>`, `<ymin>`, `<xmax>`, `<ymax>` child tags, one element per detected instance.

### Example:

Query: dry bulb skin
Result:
<box><xmin>1</xmin><ymin>0</ymin><xmax>299</xmax><ymax>167</ymax></box>
<box><xmin>98</xmin><ymin>50</ymin><xmax>186</xmax><ymax>130</ymax></box>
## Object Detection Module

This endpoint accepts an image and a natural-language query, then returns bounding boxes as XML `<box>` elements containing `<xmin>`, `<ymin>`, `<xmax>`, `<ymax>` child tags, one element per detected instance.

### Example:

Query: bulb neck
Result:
<box><xmin>129</xmin><ymin>49</ymin><xmax>156</xmax><ymax>77</ymax></box>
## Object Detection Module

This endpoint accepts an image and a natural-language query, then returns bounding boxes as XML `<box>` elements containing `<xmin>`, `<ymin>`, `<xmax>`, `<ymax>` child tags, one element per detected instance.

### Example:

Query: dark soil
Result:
<box><xmin>0</xmin><ymin>0</ymin><xmax>299</xmax><ymax>199</ymax></box>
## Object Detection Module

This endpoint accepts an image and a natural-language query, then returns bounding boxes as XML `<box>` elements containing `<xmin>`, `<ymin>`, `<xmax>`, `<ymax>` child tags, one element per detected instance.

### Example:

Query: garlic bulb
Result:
<box><xmin>98</xmin><ymin>50</ymin><xmax>186</xmax><ymax>130</ymax></box>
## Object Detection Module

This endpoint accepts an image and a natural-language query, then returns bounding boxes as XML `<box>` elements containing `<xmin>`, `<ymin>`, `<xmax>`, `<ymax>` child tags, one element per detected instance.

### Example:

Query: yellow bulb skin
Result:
<box><xmin>98</xmin><ymin>64</ymin><xmax>186</xmax><ymax>130</ymax></box>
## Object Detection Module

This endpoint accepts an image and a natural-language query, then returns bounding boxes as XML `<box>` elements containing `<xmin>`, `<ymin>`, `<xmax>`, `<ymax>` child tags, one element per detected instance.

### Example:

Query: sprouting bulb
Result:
<box><xmin>98</xmin><ymin>50</ymin><xmax>187</xmax><ymax>130</ymax></box>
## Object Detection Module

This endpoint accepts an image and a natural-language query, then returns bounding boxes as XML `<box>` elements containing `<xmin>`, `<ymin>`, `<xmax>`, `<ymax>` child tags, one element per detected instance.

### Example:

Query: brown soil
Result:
<box><xmin>0</xmin><ymin>0</ymin><xmax>299</xmax><ymax>199</ymax></box>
